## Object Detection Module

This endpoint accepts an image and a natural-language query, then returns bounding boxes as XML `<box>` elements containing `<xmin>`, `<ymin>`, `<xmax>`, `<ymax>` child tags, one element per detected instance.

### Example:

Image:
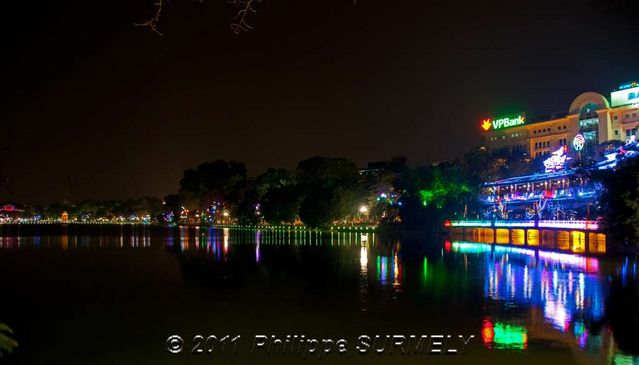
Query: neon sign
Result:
<box><xmin>618</xmin><ymin>81</ymin><xmax>638</xmax><ymax>90</ymax></box>
<box><xmin>543</xmin><ymin>146</ymin><xmax>570</xmax><ymax>173</ymax></box>
<box><xmin>573</xmin><ymin>134</ymin><xmax>585</xmax><ymax>152</ymax></box>
<box><xmin>481</xmin><ymin>114</ymin><xmax>525</xmax><ymax>131</ymax></box>
<box><xmin>611</xmin><ymin>84</ymin><xmax>639</xmax><ymax>107</ymax></box>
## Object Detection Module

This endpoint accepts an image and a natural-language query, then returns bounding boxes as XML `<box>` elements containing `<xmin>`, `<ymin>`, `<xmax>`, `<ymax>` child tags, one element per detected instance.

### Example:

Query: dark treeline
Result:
<box><xmin>3</xmin><ymin>147</ymin><xmax>639</xmax><ymax>242</ymax></box>
<box><xmin>2</xmin><ymin>149</ymin><xmax>516</xmax><ymax>228</ymax></box>
<box><xmin>595</xmin><ymin>157</ymin><xmax>639</xmax><ymax>245</ymax></box>
<box><xmin>7</xmin><ymin>197</ymin><xmax>164</xmax><ymax>222</ymax></box>
<box><xmin>158</xmin><ymin>149</ymin><xmax>548</xmax><ymax>229</ymax></box>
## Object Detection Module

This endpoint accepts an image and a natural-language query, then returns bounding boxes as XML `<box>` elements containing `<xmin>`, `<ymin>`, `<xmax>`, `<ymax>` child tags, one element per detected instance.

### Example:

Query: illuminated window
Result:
<box><xmin>579</xmin><ymin>107</ymin><xmax>599</xmax><ymax>157</ymax></box>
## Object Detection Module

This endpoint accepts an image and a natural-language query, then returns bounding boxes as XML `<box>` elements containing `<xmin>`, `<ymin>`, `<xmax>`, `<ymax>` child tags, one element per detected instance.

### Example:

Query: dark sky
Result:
<box><xmin>1</xmin><ymin>0</ymin><xmax>638</xmax><ymax>203</ymax></box>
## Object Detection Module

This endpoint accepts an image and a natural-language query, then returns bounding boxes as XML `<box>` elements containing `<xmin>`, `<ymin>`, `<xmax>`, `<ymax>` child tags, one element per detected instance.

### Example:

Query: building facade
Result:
<box><xmin>483</xmin><ymin>82</ymin><xmax>639</xmax><ymax>159</ymax></box>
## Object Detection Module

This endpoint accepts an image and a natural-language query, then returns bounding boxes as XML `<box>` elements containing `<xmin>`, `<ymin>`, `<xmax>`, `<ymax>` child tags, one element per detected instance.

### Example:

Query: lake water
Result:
<box><xmin>0</xmin><ymin>224</ymin><xmax>637</xmax><ymax>365</ymax></box>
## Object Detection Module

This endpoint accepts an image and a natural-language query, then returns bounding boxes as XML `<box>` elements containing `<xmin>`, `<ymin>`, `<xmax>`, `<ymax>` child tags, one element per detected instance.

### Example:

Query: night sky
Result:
<box><xmin>1</xmin><ymin>0</ymin><xmax>638</xmax><ymax>203</ymax></box>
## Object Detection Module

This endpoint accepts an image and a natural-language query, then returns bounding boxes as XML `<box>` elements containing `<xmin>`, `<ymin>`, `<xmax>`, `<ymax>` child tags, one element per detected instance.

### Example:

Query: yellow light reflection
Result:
<box><xmin>360</xmin><ymin>246</ymin><xmax>368</xmax><ymax>273</ymax></box>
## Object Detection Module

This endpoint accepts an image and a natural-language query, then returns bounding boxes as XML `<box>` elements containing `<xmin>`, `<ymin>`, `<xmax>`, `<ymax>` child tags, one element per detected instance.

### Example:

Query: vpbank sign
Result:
<box><xmin>611</xmin><ymin>83</ymin><xmax>639</xmax><ymax>107</ymax></box>
<box><xmin>481</xmin><ymin>114</ymin><xmax>526</xmax><ymax>132</ymax></box>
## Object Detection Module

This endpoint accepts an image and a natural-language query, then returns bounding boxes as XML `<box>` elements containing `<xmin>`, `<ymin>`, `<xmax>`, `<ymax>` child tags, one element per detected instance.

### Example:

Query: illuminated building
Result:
<box><xmin>478</xmin><ymin>134</ymin><xmax>639</xmax><ymax>222</ymax></box>
<box><xmin>357</xmin><ymin>161</ymin><xmax>391</xmax><ymax>176</ymax></box>
<box><xmin>454</xmin><ymin>84</ymin><xmax>639</xmax><ymax>253</ymax></box>
<box><xmin>479</xmin><ymin>168</ymin><xmax>600</xmax><ymax>220</ymax></box>
<box><xmin>0</xmin><ymin>203</ymin><xmax>22</xmax><ymax>222</ymax></box>
<box><xmin>483</xmin><ymin>82</ymin><xmax>639</xmax><ymax>159</ymax></box>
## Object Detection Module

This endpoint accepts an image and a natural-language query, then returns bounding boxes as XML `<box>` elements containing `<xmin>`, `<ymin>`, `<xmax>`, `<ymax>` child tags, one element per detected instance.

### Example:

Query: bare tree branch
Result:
<box><xmin>136</xmin><ymin>1</ymin><xmax>360</xmax><ymax>37</ymax></box>
<box><xmin>135</xmin><ymin>0</ymin><xmax>165</xmax><ymax>36</ymax></box>
<box><xmin>229</xmin><ymin>0</ymin><xmax>260</xmax><ymax>35</ymax></box>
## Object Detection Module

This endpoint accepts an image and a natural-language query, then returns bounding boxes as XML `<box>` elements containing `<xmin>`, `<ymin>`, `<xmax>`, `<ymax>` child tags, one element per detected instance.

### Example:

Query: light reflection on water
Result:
<box><xmin>476</xmin><ymin>243</ymin><xmax>605</xmax><ymax>351</ymax></box>
<box><xmin>449</xmin><ymin>240</ymin><xmax>639</xmax><ymax>363</ymax></box>
<box><xmin>0</xmin><ymin>224</ymin><xmax>638</xmax><ymax>364</ymax></box>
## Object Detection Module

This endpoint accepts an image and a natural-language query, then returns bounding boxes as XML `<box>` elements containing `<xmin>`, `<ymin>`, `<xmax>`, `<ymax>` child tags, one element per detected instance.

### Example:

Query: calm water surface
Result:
<box><xmin>0</xmin><ymin>224</ymin><xmax>637</xmax><ymax>365</ymax></box>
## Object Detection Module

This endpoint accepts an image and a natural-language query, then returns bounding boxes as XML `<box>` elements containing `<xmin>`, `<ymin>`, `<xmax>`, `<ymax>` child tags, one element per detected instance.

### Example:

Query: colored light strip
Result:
<box><xmin>449</xmin><ymin>221</ymin><xmax>493</xmax><ymax>227</ymax></box>
<box><xmin>449</xmin><ymin>220</ymin><xmax>599</xmax><ymax>230</ymax></box>
<box><xmin>538</xmin><ymin>220</ymin><xmax>599</xmax><ymax>230</ymax></box>
<box><xmin>494</xmin><ymin>221</ymin><xmax>536</xmax><ymax>228</ymax></box>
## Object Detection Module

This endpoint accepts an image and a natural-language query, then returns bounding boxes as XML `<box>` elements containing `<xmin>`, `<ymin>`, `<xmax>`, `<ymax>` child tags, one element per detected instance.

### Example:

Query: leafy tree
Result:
<box><xmin>388</xmin><ymin>155</ymin><xmax>408</xmax><ymax>173</ymax></box>
<box><xmin>296</xmin><ymin>156</ymin><xmax>359</xmax><ymax>189</ymax></box>
<box><xmin>130</xmin><ymin>196</ymin><xmax>163</xmax><ymax>217</ymax></box>
<box><xmin>597</xmin><ymin>157</ymin><xmax>639</xmax><ymax>248</ymax></box>
<box><xmin>295</xmin><ymin>157</ymin><xmax>363</xmax><ymax>227</ymax></box>
<box><xmin>505</xmin><ymin>148</ymin><xmax>532</xmax><ymax>177</ymax></box>
<box><xmin>233</xmin><ymin>189</ymin><xmax>261</xmax><ymax>225</ymax></box>
<box><xmin>261</xmin><ymin>185</ymin><xmax>303</xmax><ymax>224</ymax></box>
<box><xmin>255</xmin><ymin>168</ymin><xmax>294</xmax><ymax>198</ymax></box>
<box><xmin>178</xmin><ymin>160</ymin><xmax>247</xmax><ymax>209</ymax></box>
<box><xmin>0</xmin><ymin>322</ymin><xmax>17</xmax><ymax>359</ymax></box>
<box><xmin>397</xmin><ymin>162</ymin><xmax>477</xmax><ymax>230</ymax></box>
<box><xmin>163</xmin><ymin>194</ymin><xmax>183</xmax><ymax>223</ymax></box>
<box><xmin>299</xmin><ymin>188</ymin><xmax>335</xmax><ymax>227</ymax></box>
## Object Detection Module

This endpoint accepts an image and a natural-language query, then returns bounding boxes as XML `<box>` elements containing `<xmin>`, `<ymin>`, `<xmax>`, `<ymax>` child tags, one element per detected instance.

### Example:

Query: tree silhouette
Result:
<box><xmin>136</xmin><ymin>0</ymin><xmax>263</xmax><ymax>36</ymax></box>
